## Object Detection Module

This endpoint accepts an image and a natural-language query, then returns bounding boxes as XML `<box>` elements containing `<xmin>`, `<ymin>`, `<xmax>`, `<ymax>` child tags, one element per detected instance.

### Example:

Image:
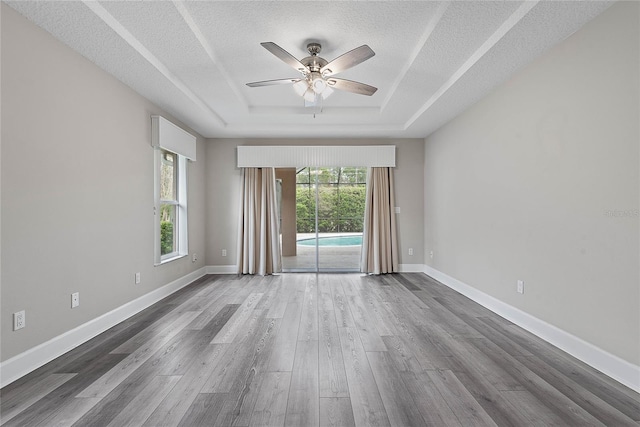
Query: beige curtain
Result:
<box><xmin>360</xmin><ymin>167</ymin><xmax>399</xmax><ymax>274</ymax></box>
<box><xmin>237</xmin><ymin>168</ymin><xmax>282</xmax><ymax>275</ymax></box>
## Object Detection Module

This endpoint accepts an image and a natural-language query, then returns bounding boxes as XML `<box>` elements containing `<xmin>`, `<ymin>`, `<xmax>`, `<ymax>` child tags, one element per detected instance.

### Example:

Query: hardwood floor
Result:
<box><xmin>1</xmin><ymin>273</ymin><xmax>639</xmax><ymax>426</ymax></box>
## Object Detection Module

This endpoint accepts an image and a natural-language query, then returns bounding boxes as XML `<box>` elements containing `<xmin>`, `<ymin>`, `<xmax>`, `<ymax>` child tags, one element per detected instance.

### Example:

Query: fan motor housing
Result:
<box><xmin>301</xmin><ymin>42</ymin><xmax>328</xmax><ymax>73</ymax></box>
<box><xmin>301</xmin><ymin>56</ymin><xmax>328</xmax><ymax>73</ymax></box>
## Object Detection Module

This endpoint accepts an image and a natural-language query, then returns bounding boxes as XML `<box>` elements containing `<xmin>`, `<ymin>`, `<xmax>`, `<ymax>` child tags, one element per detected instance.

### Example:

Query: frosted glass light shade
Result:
<box><xmin>303</xmin><ymin>88</ymin><xmax>316</xmax><ymax>102</ymax></box>
<box><xmin>321</xmin><ymin>87</ymin><xmax>334</xmax><ymax>100</ymax></box>
<box><xmin>293</xmin><ymin>80</ymin><xmax>308</xmax><ymax>96</ymax></box>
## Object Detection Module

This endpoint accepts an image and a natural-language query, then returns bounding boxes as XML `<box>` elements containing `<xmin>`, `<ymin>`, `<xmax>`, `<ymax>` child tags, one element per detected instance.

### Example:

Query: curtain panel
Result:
<box><xmin>237</xmin><ymin>168</ymin><xmax>282</xmax><ymax>275</ymax></box>
<box><xmin>360</xmin><ymin>167</ymin><xmax>399</xmax><ymax>275</ymax></box>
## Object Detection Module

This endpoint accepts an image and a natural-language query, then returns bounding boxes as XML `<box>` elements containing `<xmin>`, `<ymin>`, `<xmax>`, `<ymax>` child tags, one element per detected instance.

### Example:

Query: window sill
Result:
<box><xmin>156</xmin><ymin>253</ymin><xmax>187</xmax><ymax>266</ymax></box>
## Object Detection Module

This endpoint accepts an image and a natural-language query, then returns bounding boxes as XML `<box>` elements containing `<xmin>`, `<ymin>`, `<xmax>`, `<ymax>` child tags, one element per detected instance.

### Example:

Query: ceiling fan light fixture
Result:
<box><xmin>247</xmin><ymin>42</ymin><xmax>378</xmax><ymax>101</ymax></box>
<box><xmin>310</xmin><ymin>72</ymin><xmax>327</xmax><ymax>94</ymax></box>
<box><xmin>312</xmin><ymin>78</ymin><xmax>327</xmax><ymax>94</ymax></box>
<box><xmin>293</xmin><ymin>79</ymin><xmax>308</xmax><ymax>96</ymax></box>
<box><xmin>321</xmin><ymin>86</ymin><xmax>334</xmax><ymax>100</ymax></box>
<box><xmin>303</xmin><ymin>88</ymin><xmax>316</xmax><ymax>103</ymax></box>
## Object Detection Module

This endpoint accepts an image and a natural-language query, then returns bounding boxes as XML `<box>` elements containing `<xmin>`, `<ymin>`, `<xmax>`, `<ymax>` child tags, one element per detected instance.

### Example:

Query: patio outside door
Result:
<box><xmin>278</xmin><ymin>166</ymin><xmax>367</xmax><ymax>272</ymax></box>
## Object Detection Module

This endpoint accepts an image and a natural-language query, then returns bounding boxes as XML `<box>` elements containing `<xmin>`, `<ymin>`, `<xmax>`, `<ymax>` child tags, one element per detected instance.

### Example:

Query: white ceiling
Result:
<box><xmin>5</xmin><ymin>1</ymin><xmax>613</xmax><ymax>139</ymax></box>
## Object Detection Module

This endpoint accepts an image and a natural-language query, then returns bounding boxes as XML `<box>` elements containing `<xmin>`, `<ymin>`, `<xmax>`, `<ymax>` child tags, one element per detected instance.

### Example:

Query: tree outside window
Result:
<box><xmin>160</xmin><ymin>150</ymin><xmax>178</xmax><ymax>256</ymax></box>
<box><xmin>296</xmin><ymin>167</ymin><xmax>367</xmax><ymax>234</ymax></box>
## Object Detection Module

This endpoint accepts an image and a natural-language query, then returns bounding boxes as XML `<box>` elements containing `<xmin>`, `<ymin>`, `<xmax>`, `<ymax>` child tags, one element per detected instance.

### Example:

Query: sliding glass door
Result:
<box><xmin>280</xmin><ymin>166</ymin><xmax>366</xmax><ymax>272</ymax></box>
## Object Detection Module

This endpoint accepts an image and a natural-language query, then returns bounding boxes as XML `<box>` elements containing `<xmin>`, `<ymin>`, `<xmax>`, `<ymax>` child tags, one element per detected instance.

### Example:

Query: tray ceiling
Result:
<box><xmin>5</xmin><ymin>1</ymin><xmax>613</xmax><ymax>138</ymax></box>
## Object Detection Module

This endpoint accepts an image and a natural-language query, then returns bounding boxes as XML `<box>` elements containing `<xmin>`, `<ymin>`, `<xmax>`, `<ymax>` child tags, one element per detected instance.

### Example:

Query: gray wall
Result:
<box><xmin>205</xmin><ymin>139</ymin><xmax>424</xmax><ymax>268</ymax></box>
<box><xmin>424</xmin><ymin>1</ymin><xmax>639</xmax><ymax>365</ymax></box>
<box><xmin>1</xmin><ymin>5</ymin><xmax>207</xmax><ymax>361</ymax></box>
<box><xmin>3</xmin><ymin>0</ymin><xmax>636</xmax><ymax>377</ymax></box>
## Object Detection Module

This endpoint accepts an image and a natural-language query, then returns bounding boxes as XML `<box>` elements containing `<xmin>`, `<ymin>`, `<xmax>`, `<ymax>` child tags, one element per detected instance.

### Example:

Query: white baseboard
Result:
<box><xmin>423</xmin><ymin>265</ymin><xmax>640</xmax><ymax>393</ymax></box>
<box><xmin>206</xmin><ymin>265</ymin><xmax>237</xmax><ymax>274</ymax></box>
<box><xmin>0</xmin><ymin>267</ymin><xmax>207</xmax><ymax>388</ymax></box>
<box><xmin>207</xmin><ymin>265</ymin><xmax>425</xmax><ymax>274</ymax></box>
<box><xmin>398</xmin><ymin>264</ymin><xmax>425</xmax><ymax>273</ymax></box>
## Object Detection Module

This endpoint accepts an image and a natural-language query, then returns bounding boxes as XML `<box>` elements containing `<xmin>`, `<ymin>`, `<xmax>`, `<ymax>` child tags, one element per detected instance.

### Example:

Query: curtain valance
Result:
<box><xmin>237</xmin><ymin>145</ymin><xmax>395</xmax><ymax>168</ymax></box>
<box><xmin>151</xmin><ymin>115</ymin><xmax>196</xmax><ymax>161</ymax></box>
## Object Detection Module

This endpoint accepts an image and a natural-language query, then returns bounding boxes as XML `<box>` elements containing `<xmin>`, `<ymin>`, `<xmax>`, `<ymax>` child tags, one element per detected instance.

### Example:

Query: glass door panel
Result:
<box><xmin>317</xmin><ymin>168</ymin><xmax>364</xmax><ymax>272</ymax></box>
<box><xmin>295</xmin><ymin>167</ymin><xmax>318</xmax><ymax>271</ymax></box>
<box><xmin>280</xmin><ymin>166</ymin><xmax>365</xmax><ymax>272</ymax></box>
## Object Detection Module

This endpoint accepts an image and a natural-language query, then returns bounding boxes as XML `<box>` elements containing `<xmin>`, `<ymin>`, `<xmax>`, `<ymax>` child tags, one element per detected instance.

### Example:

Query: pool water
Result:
<box><xmin>297</xmin><ymin>235</ymin><xmax>363</xmax><ymax>247</ymax></box>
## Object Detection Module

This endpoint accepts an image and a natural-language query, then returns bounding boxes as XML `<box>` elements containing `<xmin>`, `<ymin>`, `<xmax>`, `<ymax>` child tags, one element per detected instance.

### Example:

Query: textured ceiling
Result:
<box><xmin>5</xmin><ymin>1</ymin><xmax>613</xmax><ymax>139</ymax></box>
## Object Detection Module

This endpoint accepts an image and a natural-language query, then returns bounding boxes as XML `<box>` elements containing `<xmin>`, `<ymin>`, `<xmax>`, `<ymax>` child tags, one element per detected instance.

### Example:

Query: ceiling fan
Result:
<box><xmin>246</xmin><ymin>42</ymin><xmax>377</xmax><ymax>103</ymax></box>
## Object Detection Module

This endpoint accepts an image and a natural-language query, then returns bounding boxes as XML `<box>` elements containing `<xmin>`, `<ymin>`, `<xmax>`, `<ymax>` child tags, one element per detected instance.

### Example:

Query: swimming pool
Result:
<box><xmin>297</xmin><ymin>235</ymin><xmax>363</xmax><ymax>247</ymax></box>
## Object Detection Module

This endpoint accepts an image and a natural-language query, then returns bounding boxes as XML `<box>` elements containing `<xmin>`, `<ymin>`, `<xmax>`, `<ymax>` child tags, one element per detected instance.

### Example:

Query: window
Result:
<box><xmin>151</xmin><ymin>115</ymin><xmax>195</xmax><ymax>264</ymax></box>
<box><xmin>155</xmin><ymin>148</ymin><xmax>188</xmax><ymax>264</ymax></box>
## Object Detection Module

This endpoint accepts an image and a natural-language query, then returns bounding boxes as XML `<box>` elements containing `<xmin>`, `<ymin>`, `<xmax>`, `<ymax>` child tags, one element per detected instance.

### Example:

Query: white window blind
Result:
<box><xmin>237</xmin><ymin>145</ymin><xmax>395</xmax><ymax>168</ymax></box>
<box><xmin>151</xmin><ymin>115</ymin><xmax>196</xmax><ymax>161</ymax></box>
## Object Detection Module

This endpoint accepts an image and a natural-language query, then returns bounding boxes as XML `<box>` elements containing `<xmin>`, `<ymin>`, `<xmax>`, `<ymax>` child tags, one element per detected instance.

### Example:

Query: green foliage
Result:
<box><xmin>296</xmin><ymin>186</ymin><xmax>315</xmax><ymax>233</ymax></box>
<box><xmin>160</xmin><ymin>204</ymin><xmax>173</xmax><ymax>222</ymax></box>
<box><xmin>296</xmin><ymin>185</ymin><xmax>366</xmax><ymax>233</ymax></box>
<box><xmin>161</xmin><ymin>221</ymin><xmax>174</xmax><ymax>255</ymax></box>
<box><xmin>295</xmin><ymin>167</ymin><xmax>367</xmax><ymax>233</ymax></box>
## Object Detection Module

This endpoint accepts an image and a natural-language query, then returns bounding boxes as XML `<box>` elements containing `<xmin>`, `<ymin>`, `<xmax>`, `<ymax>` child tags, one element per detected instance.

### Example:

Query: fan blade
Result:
<box><xmin>321</xmin><ymin>45</ymin><xmax>375</xmax><ymax>76</ymax></box>
<box><xmin>260</xmin><ymin>42</ymin><xmax>309</xmax><ymax>75</ymax></box>
<box><xmin>326</xmin><ymin>78</ymin><xmax>377</xmax><ymax>96</ymax></box>
<box><xmin>246</xmin><ymin>78</ymin><xmax>301</xmax><ymax>87</ymax></box>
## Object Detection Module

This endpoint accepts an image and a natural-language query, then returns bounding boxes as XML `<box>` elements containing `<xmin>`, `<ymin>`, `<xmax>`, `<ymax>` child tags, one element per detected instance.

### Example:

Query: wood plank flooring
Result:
<box><xmin>1</xmin><ymin>273</ymin><xmax>639</xmax><ymax>426</ymax></box>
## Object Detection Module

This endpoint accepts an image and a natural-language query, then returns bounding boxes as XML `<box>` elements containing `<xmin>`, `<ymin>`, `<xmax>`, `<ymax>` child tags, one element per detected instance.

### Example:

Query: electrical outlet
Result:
<box><xmin>517</xmin><ymin>280</ymin><xmax>525</xmax><ymax>294</ymax></box>
<box><xmin>135</xmin><ymin>272</ymin><xmax>141</xmax><ymax>284</ymax></box>
<box><xmin>71</xmin><ymin>292</ymin><xmax>80</xmax><ymax>308</ymax></box>
<box><xmin>192</xmin><ymin>253</ymin><xmax>197</xmax><ymax>262</ymax></box>
<box><xmin>222</xmin><ymin>249</ymin><xmax>227</xmax><ymax>257</ymax></box>
<box><xmin>408</xmin><ymin>248</ymin><xmax>414</xmax><ymax>256</ymax></box>
<box><xmin>14</xmin><ymin>310</ymin><xmax>25</xmax><ymax>331</ymax></box>
<box><xmin>429</xmin><ymin>251</ymin><xmax>434</xmax><ymax>259</ymax></box>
